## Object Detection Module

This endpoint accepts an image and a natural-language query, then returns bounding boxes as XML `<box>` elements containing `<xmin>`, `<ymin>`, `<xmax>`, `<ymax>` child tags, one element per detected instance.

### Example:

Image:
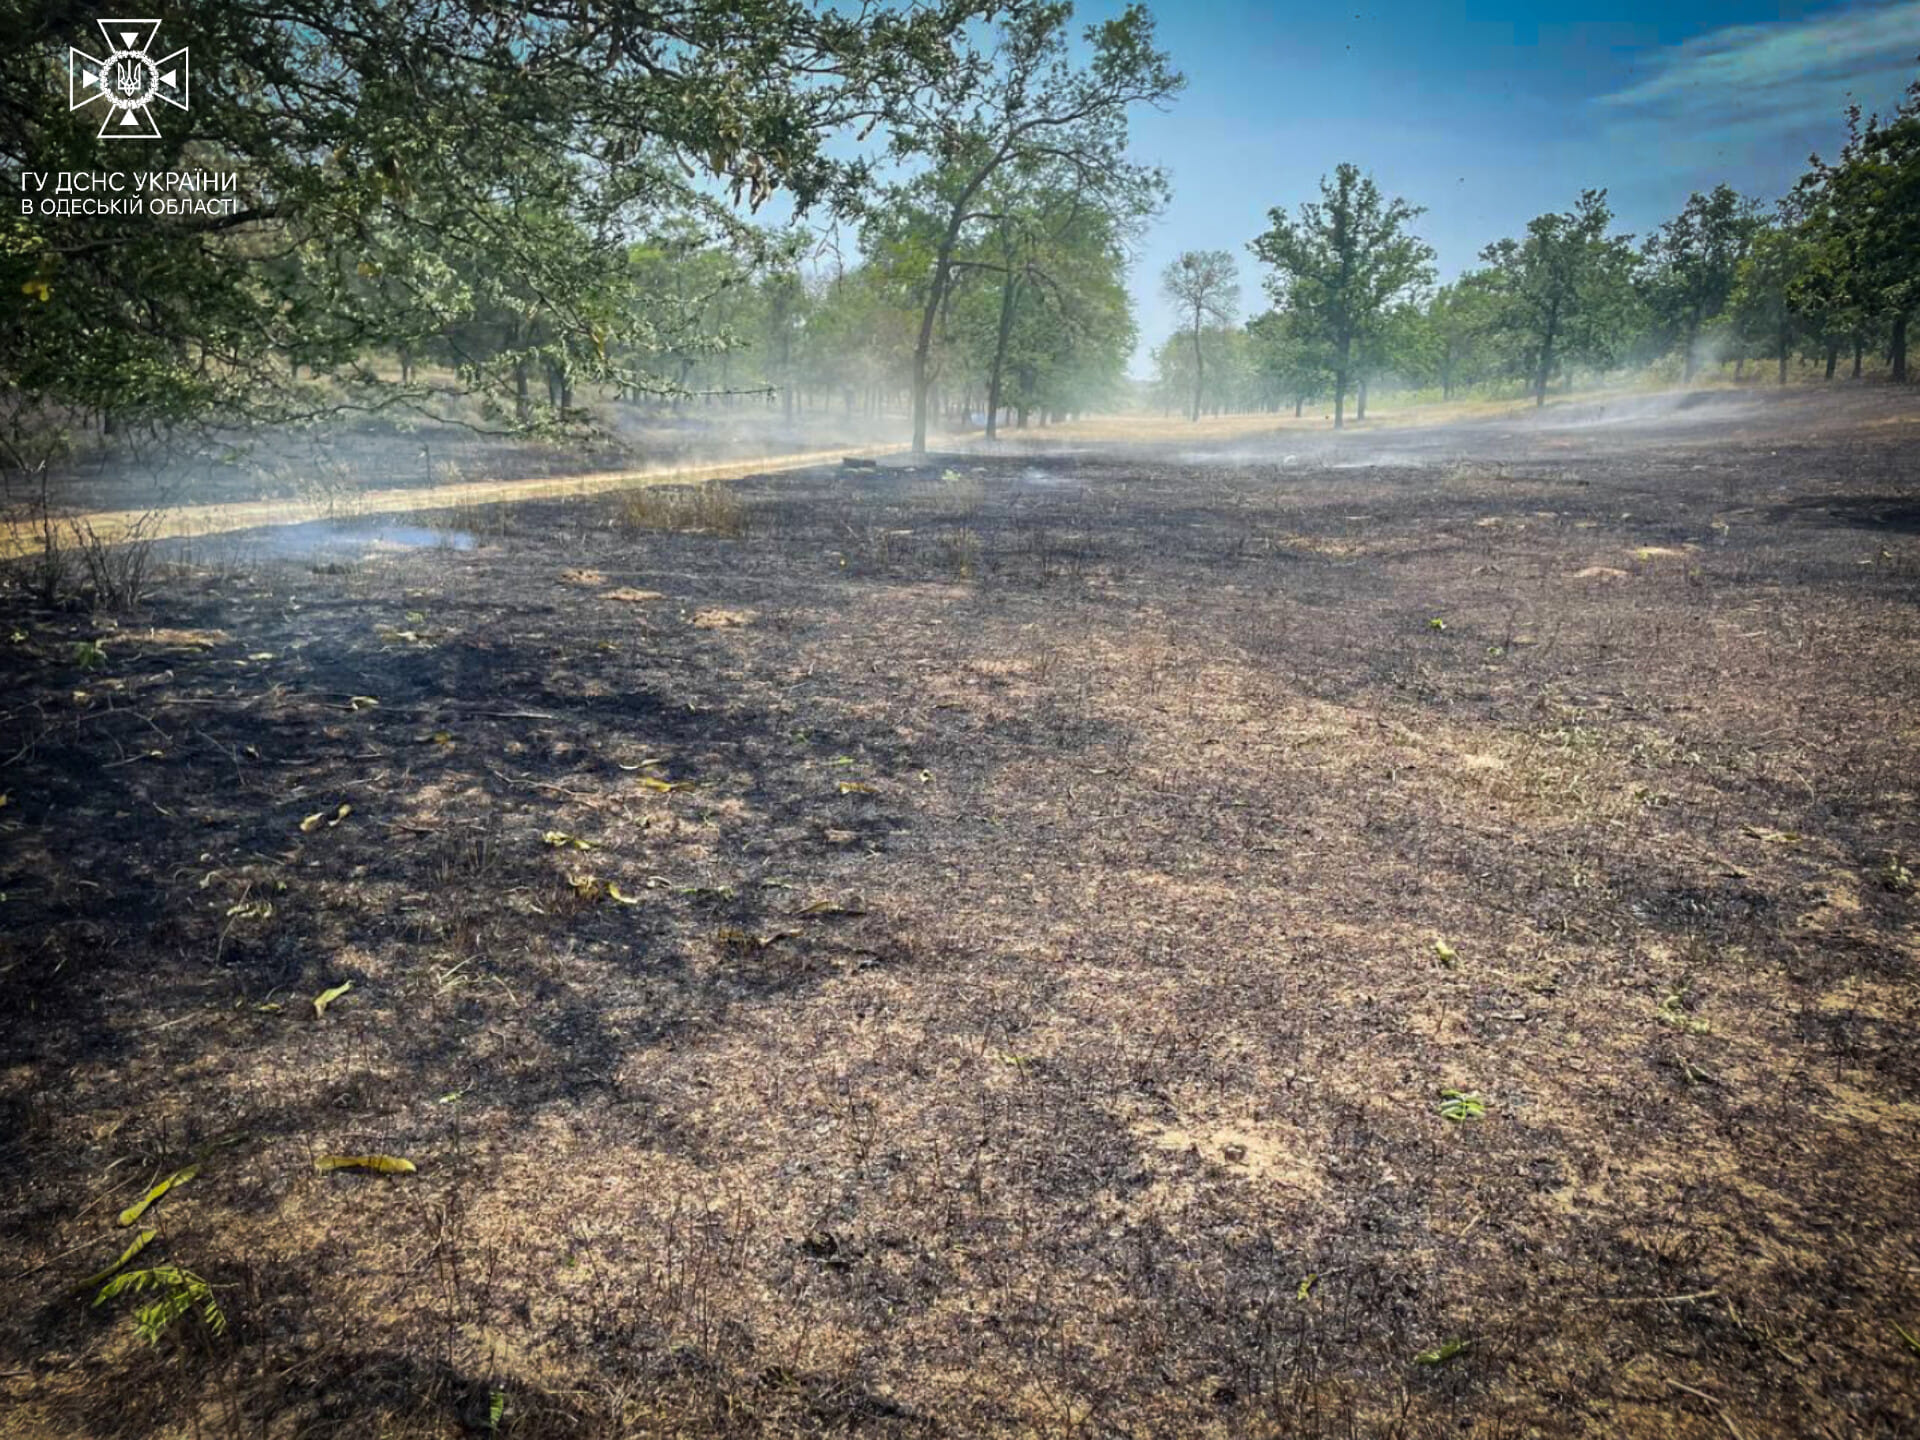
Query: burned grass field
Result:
<box><xmin>3</xmin><ymin>391</ymin><xmax>1919</xmax><ymax>1437</ymax></box>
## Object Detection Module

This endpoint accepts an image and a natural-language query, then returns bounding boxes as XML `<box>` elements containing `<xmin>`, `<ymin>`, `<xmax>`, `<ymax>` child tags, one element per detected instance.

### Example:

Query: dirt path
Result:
<box><xmin>0</xmin><ymin>440</ymin><xmax>916</xmax><ymax>560</ymax></box>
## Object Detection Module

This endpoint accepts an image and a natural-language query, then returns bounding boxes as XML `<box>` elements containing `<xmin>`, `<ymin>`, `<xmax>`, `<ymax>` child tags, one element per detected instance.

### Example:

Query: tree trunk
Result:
<box><xmin>1356</xmin><ymin>376</ymin><xmax>1367</xmax><ymax>421</ymax></box>
<box><xmin>1778</xmin><ymin>321</ymin><xmax>1789</xmax><ymax>386</ymax></box>
<box><xmin>1824</xmin><ymin>340</ymin><xmax>1837</xmax><ymax>380</ymax></box>
<box><xmin>1682</xmin><ymin>310</ymin><xmax>1701</xmax><ymax>382</ymax></box>
<box><xmin>1294</xmin><ymin>396</ymin><xmax>1303</xmax><ymax>418</ymax></box>
<box><xmin>1535</xmin><ymin>309</ymin><xmax>1558</xmax><ymax>408</ymax></box>
<box><xmin>1852</xmin><ymin>335</ymin><xmax>1863</xmax><ymax>379</ymax></box>
<box><xmin>986</xmin><ymin>270</ymin><xmax>1020</xmax><ymax>442</ymax></box>
<box><xmin>1894</xmin><ymin>312</ymin><xmax>1910</xmax><ymax>383</ymax></box>
<box><xmin>1189</xmin><ymin>306</ymin><xmax>1205</xmax><ymax>423</ymax></box>
<box><xmin>1333</xmin><ymin>335</ymin><xmax>1350</xmax><ymax>430</ymax></box>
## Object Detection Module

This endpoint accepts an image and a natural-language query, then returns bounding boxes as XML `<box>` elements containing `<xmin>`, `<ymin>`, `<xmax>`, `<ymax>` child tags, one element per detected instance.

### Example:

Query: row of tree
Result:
<box><xmin>3</xmin><ymin>0</ymin><xmax>1184</xmax><ymax>470</ymax></box>
<box><xmin>1154</xmin><ymin>67</ymin><xmax>1920</xmax><ymax>427</ymax></box>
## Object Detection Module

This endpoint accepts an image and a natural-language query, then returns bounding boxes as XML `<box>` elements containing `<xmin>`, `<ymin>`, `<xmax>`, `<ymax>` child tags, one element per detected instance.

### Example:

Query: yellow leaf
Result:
<box><xmin>348</xmin><ymin>695</ymin><xmax>379</xmax><ymax>711</ymax></box>
<box><xmin>837</xmin><ymin>781</ymin><xmax>875</xmax><ymax>795</ymax></box>
<box><xmin>543</xmin><ymin>831</ymin><xmax>593</xmax><ymax>850</ymax></box>
<box><xmin>638</xmin><ymin>775</ymin><xmax>689</xmax><ymax>793</ymax></box>
<box><xmin>312</xmin><ymin>981</ymin><xmax>353</xmax><ymax>1018</ymax></box>
<box><xmin>569</xmin><ymin>873</ymin><xmax>603</xmax><ymax>899</ymax></box>
<box><xmin>794</xmin><ymin>896</ymin><xmax>868</xmax><ymax>917</ymax></box>
<box><xmin>314</xmin><ymin>1154</ymin><xmax>416</xmax><ymax>1175</ymax></box>
<box><xmin>118</xmin><ymin>1164</ymin><xmax>200</xmax><ymax>1227</ymax></box>
<box><xmin>75</xmin><ymin>1229</ymin><xmax>156</xmax><ymax>1293</ymax></box>
<box><xmin>299</xmin><ymin>803</ymin><xmax>351</xmax><ymax>833</ymax></box>
<box><xmin>1434</xmin><ymin>939</ymin><xmax>1457</xmax><ymax>965</ymax></box>
<box><xmin>606</xmin><ymin>882</ymin><xmax>642</xmax><ymax>905</ymax></box>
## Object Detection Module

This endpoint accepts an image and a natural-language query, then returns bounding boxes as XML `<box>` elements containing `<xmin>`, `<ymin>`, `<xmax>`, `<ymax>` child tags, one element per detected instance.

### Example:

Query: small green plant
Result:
<box><xmin>1437</xmin><ymin>1089</ymin><xmax>1485</xmax><ymax>1122</ymax></box>
<box><xmin>1427</xmin><ymin>617</ymin><xmax>1447</xmax><ymax>631</ymax></box>
<box><xmin>72</xmin><ymin>638</ymin><xmax>107</xmax><ymax>670</ymax></box>
<box><xmin>1879</xmin><ymin>855</ymin><xmax>1914</xmax><ymax>894</ymax></box>
<box><xmin>1414</xmin><ymin>1337</ymin><xmax>1471</xmax><ymax>1365</ymax></box>
<box><xmin>1656</xmin><ymin>984</ymin><xmax>1709</xmax><ymax>1034</ymax></box>
<box><xmin>94</xmin><ymin>1264</ymin><xmax>227</xmax><ymax>1345</ymax></box>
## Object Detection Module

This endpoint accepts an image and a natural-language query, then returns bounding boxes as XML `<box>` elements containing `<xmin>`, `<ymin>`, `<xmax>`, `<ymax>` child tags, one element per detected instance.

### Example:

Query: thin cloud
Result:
<box><xmin>1594</xmin><ymin>1</ymin><xmax>1919</xmax><ymax>149</ymax></box>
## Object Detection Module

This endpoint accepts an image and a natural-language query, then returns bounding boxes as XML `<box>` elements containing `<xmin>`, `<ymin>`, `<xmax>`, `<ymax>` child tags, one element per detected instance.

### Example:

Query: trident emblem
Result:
<box><xmin>69</xmin><ymin>19</ymin><xmax>189</xmax><ymax>140</ymax></box>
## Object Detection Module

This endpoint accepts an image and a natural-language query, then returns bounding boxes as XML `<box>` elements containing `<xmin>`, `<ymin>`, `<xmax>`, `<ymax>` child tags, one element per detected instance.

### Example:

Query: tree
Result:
<box><xmin>1160</xmin><ymin>251</ymin><xmax>1239</xmax><ymax>421</ymax></box>
<box><xmin>883</xmin><ymin>1</ymin><xmax>1181</xmax><ymax>455</ymax></box>
<box><xmin>1640</xmin><ymin>184</ymin><xmax>1762</xmax><ymax>381</ymax></box>
<box><xmin>0</xmin><ymin>0</ymin><xmax>989</xmax><ymax>476</ymax></box>
<box><xmin>1423</xmin><ymin>274</ymin><xmax>1501</xmax><ymax>400</ymax></box>
<box><xmin>1798</xmin><ymin>70</ymin><xmax>1920</xmax><ymax>381</ymax></box>
<box><xmin>1730</xmin><ymin>218</ymin><xmax>1810</xmax><ymax>385</ymax></box>
<box><xmin>1250</xmin><ymin>164</ymin><xmax>1435</xmax><ymax>428</ymax></box>
<box><xmin>1479</xmin><ymin>190</ymin><xmax>1639</xmax><ymax>405</ymax></box>
<box><xmin>1246</xmin><ymin>308</ymin><xmax>1325</xmax><ymax>415</ymax></box>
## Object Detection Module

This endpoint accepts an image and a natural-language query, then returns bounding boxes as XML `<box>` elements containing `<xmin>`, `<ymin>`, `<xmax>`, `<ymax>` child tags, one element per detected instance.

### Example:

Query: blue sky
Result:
<box><xmin>1110</xmin><ymin>0</ymin><xmax>1920</xmax><ymax>369</ymax></box>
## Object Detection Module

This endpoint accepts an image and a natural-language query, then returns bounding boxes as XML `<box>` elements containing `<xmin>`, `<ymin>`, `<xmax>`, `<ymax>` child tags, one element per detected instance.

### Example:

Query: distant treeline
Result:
<box><xmin>1151</xmin><ymin>70</ymin><xmax>1920</xmax><ymax>426</ymax></box>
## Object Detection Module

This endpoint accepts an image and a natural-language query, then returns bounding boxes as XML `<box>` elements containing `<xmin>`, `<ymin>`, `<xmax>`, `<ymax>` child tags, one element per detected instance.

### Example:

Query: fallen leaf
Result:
<box><xmin>794</xmin><ymin>896</ymin><xmax>868</xmax><ymax>917</ymax></box>
<box><xmin>312</xmin><ymin>981</ymin><xmax>354</xmax><ymax>1018</ymax></box>
<box><xmin>606</xmin><ymin>881</ymin><xmax>642</xmax><ymax>906</ymax></box>
<box><xmin>716</xmin><ymin>927</ymin><xmax>794</xmax><ymax>950</ymax></box>
<box><xmin>837</xmin><ymin>781</ymin><xmax>876</xmax><ymax>795</ymax></box>
<box><xmin>348</xmin><ymin>695</ymin><xmax>379</xmax><ymax>712</ymax></box>
<box><xmin>314</xmin><ymin>1154</ymin><xmax>416</xmax><ymax>1175</ymax></box>
<box><xmin>299</xmin><ymin>803</ymin><xmax>352</xmax><ymax>834</ymax></box>
<box><xmin>118</xmin><ymin>1165</ymin><xmax>200</xmax><ymax>1227</ymax></box>
<box><xmin>1415</xmin><ymin>1338</ymin><xmax>1471</xmax><ymax>1365</ymax></box>
<box><xmin>75</xmin><ymin>1230</ymin><xmax>156</xmax><ymax>1293</ymax></box>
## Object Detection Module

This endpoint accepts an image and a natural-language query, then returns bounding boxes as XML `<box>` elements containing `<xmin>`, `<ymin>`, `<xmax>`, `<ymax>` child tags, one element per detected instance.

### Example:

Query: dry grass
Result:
<box><xmin>615</xmin><ymin>481</ymin><xmax>749</xmax><ymax>538</ymax></box>
<box><xmin>2</xmin><ymin>388</ymin><xmax>1918</xmax><ymax>1438</ymax></box>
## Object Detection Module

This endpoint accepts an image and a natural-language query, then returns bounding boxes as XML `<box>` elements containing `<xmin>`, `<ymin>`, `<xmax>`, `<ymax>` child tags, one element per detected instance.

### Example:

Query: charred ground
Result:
<box><xmin>2</xmin><ymin>388</ymin><xmax>1918</xmax><ymax>1437</ymax></box>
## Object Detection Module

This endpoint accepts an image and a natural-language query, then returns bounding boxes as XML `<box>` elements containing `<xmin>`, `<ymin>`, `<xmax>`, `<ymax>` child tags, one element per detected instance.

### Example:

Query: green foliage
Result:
<box><xmin>879</xmin><ymin>1</ymin><xmax>1182</xmax><ymax>450</ymax></box>
<box><xmin>1796</xmin><ymin>71</ymin><xmax>1920</xmax><ymax>379</ymax></box>
<box><xmin>94</xmin><ymin>1265</ymin><xmax>227</xmax><ymax>1346</ymax></box>
<box><xmin>1249</xmin><ymin>164</ymin><xmax>1435</xmax><ymax>427</ymax></box>
<box><xmin>1161</xmin><ymin>251</ymin><xmax>1240</xmax><ymax>420</ymax></box>
<box><xmin>0</xmin><ymin>0</ymin><xmax>993</xmax><ymax>453</ymax></box>
<box><xmin>1437</xmin><ymin>1089</ymin><xmax>1485</xmax><ymax>1122</ymax></box>
<box><xmin>1656</xmin><ymin>984</ymin><xmax>1709</xmax><ymax>1034</ymax></box>
<box><xmin>1639</xmin><ymin>184</ymin><xmax>1764</xmax><ymax>379</ymax></box>
<box><xmin>1478</xmin><ymin>190</ymin><xmax>1642</xmax><ymax>404</ymax></box>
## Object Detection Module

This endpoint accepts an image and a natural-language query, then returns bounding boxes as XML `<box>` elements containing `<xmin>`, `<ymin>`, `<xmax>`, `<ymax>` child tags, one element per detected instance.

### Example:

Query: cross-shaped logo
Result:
<box><xmin>69</xmin><ymin>18</ymin><xmax>188</xmax><ymax>140</ymax></box>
